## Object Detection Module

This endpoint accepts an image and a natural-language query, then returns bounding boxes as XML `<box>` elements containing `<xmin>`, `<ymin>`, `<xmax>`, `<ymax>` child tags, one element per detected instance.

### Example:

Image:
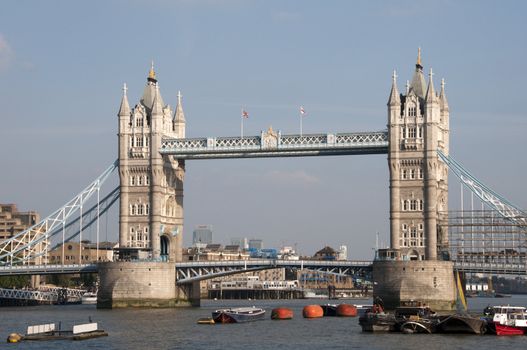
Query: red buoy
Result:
<box><xmin>271</xmin><ymin>307</ymin><xmax>294</xmax><ymax>320</ymax></box>
<box><xmin>303</xmin><ymin>305</ymin><xmax>324</xmax><ymax>318</ymax></box>
<box><xmin>336</xmin><ymin>303</ymin><xmax>358</xmax><ymax>317</ymax></box>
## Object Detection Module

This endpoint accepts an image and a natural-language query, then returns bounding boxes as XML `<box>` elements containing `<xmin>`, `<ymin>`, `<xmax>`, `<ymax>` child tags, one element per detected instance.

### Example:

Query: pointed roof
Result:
<box><xmin>388</xmin><ymin>70</ymin><xmax>401</xmax><ymax>105</ymax></box>
<box><xmin>140</xmin><ymin>63</ymin><xmax>165</xmax><ymax>115</ymax></box>
<box><xmin>151</xmin><ymin>85</ymin><xmax>164</xmax><ymax>116</ymax></box>
<box><xmin>439</xmin><ymin>78</ymin><xmax>449</xmax><ymax>110</ymax></box>
<box><xmin>409</xmin><ymin>48</ymin><xmax>427</xmax><ymax>99</ymax></box>
<box><xmin>425</xmin><ymin>68</ymin><xmax>437</xmax><ymax>103</ymax></box>
<box><xmin>174</xmin><ymin>90</ymin><xmax>186</xmax><ymax>122</ymax></box>
<box><xmin>118</xmin><ymin>83</ymin><xmax>131</xmax><ymax>116</ymax></box>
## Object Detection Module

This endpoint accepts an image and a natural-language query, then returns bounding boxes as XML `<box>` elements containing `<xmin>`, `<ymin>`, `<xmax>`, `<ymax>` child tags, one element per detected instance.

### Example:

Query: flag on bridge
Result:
<box><xmin>242</xmin><ymin>109</ymin><xmax>249</xmax><ymax>119</ymax></box>
<box><xmin>300</xmin><ymin>106</ymin><xmax>306</xmax><ymax>117</ymax></box>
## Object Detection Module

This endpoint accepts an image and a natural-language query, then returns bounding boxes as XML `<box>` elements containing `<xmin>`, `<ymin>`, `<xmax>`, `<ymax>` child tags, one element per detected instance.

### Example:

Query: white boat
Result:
<box><xmin>81</xmin><ymin>292</ymin><xmax>97</xmax><ymax>305</ymax></box>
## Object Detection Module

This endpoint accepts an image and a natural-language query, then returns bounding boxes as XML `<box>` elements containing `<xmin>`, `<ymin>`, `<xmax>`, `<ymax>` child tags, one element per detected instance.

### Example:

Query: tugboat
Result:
<box><xmin>358</xmin><ymin>298</ymin><xmax>397</xmax><ymax>332</ymax></box>
<box><xmin>212</xmin><ymin>307</ymin><xmax>266</xmax><ymax>323</ymax></box>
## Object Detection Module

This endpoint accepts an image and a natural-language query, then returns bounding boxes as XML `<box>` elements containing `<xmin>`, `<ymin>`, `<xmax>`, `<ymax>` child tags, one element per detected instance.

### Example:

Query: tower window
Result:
<box><xmin>130</xmin><ymin>176</ymin><xmax>135</xmax><ymax>186</ymax></box>
<box><xmin>402</xmin><ymin>169</ymin><xmax>407</xmax><ymax>180</ymax></box>
<box><xmin>138</xmin><ymin>176</ymin><xmax>143</xmax><ymax>186</ymax></box>
<box><xmin>408</xmin><ymin>127</ymin><xmax>416</xmax><ymax>138</ymax></box>
<box><xmin>410</xmin><ymin>169</ymin><xmax>416</xmax><ymax>179</ymax></box>
<box><xmin>408</xmin><ymin>107</ymin><xmax>416</xmax><ymax>117</ymax></box>
<box><xmin>145</xmin><ymin>175</ymin><xmax>150</xmax><ymax>185</ymax></box>
<box><xmin>410</xmin><ymin>200</ymin><xmax>417</xmax><ymax>211</ymax></box>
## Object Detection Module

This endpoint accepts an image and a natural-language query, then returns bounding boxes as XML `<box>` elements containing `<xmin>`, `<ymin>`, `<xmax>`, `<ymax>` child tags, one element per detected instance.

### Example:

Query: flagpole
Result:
<box><xmin>300</xmin><ymin>114</ymin><xmax>303</xmax><ymax>137</ymax></box>
<box><xmin>241</xmin><ymin>108</ymin><xmax>244</xmax><ymax>138</ymax></box>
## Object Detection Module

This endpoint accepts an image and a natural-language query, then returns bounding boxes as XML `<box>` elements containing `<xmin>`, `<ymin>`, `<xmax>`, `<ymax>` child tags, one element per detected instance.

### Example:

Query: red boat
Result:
<box><xmin>495</xmin><ymin>311</ymin><xmax>527</xmax><ymax>336</ymax></box>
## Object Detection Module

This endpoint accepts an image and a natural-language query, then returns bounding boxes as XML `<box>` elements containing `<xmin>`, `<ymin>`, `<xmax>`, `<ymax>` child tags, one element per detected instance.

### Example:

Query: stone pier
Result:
<box><xmin>97</xmin><ymin>261</ymin><xmax>199</xmax><ymax>308</ymax></box>
<box><xmin>372</xmin><ymin>260</ymin><xmax>456</xmax><ymax>310</ymax></box>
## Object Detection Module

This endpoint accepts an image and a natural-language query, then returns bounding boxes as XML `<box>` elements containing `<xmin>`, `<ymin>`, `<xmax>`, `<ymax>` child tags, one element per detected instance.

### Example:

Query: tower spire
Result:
<box><xmin>425</xmin><ymin>68</ymin><xmax>437</xmax><ymax>102</ymax></box>
<box><xmin>148</xmin><ymin>60</ymin><xmax>157</xmax><ymax>83</ymax></box>
<box><xmin>174</xmin><ymin>90</ymin><xmax>186</xmax><ymax>123</ymax></box>
<box><xmin>417</xmin><ymin>47</ymin><xmax>422</xmax><ymax>68</ymax></box>
<box><xmin>118</xmin><ymin>82</ymin><xmax>131</xmax><ymax>116</ymax></box>
<box><xmin>151</xmin><ymin>84</ymin><xmax>163</xmax><ymax>115</ymax></box>
<box><xmin>439</xmin><ymin>78</ymin><xmax>449</xmax><ymax>110</ymax></box>
<box><xmin>388</xmin><ymin>70</ymin><xmax>400</xmax><ymax>105</ymax></box>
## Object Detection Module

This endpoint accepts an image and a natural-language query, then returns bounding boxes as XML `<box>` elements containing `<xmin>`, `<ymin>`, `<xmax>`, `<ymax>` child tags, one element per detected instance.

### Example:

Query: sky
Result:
<box><xmin>1</xmin><ymin>0</ymin><xmax>526</xmax><ymax>259</ymax></box>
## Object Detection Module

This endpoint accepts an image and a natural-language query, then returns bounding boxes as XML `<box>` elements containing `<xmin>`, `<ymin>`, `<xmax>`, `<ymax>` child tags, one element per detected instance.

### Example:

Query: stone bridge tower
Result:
<box><xmin>387</xmin><ymin>49</ymin><xmax>450</xmax><ymax>261</ymax></box>
<box><xmin>117</xmin><ymin>64</ymin><xmax>185</xmax><ymax>262</ymax></box>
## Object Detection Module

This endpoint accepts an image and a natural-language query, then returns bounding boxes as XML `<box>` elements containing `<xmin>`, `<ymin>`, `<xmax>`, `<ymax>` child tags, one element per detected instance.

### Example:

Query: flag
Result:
<box><xmin>241</xmin><ymin>109</ymin><xmax>249</xmax><ymax>119</ymax></box>
<box><xmin>300</xmin><ymin>106</ymin><xmax>306</xmax><ymax>116</ymax></box>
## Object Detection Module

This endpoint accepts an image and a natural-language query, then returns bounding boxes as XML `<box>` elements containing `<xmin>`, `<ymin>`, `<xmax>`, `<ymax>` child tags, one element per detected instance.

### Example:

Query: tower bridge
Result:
<box><xmin>1</xmin><ymin>50</ymin><xmax>526</xmax><ymax>309</ymax></box>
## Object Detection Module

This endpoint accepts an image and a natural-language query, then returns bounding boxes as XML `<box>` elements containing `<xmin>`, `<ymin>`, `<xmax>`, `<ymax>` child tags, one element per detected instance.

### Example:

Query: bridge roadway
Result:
<box><xmin>1</xmin><ymin>260</ymin><xmax>526</xmax><ymax>279</ymax></box>
<box><xmin>160</xmin><ymin>131</ymin><xmax>389</xmax><ymax>159</ymax></box>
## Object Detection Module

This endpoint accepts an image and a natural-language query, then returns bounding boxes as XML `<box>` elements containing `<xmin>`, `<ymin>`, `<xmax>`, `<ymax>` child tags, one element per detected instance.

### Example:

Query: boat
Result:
<box><xmin>436</xmin><ymin>314</ymin><xmax>487</xmax><ymax>334</ymax></box>
<box><xmin>81</xmin><ymin>292</ymin><xmax>97</xmax><ymax>305</ymax></box>
<box><xmin>271</xmin><ymin>307</ymin><xmax>293</xmax><ymax>320</ymax></box>
<box><xmin>211</xmin><ymin>307</ymin><xmax>266</xmax><ymax>323</ymax></box>
<box><xmin>303</xmin><ymin>305</ymin><xmax>324</xmax><ymax>318</ymax></box>
<box><xmin>197</xmin><ymin>318</ymin><xmax>215</xmax><ymax>325</ymax></box>
<box><xmin>358</xmin><ymin>311</ymin><xmax>397</xmax><ymax>332</ymax></box>
<box><xmin>491</xmin><ymin>306</ymin><xmax>527</xmax><ymax>336</ymax></box>
<box><xmin>320</xmin><ymin>304</ymin><xmax>338</xmax><ymax>316</ymax></box>
<box><xmin>355</xmin><ymin>305</ymin><xmax>373</xmax><ymax>317</ymax></box>
<box><xmin>394</xmin><ymin>307</ymin><xmax>439</xmax><ymax>334</ymax></box>
<box><xmin>7</xmin><ymin>322</ymin><xmax>108</xmax><ymax>342</ymax></box>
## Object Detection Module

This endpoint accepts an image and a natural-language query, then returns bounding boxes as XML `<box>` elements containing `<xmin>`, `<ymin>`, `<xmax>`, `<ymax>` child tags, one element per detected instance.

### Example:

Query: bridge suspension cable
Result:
<box><xmin>0</xmin><ymin>160</ymin><xmax>119</xmax><ymax>265</ymax></box>
<box><xmin>438</xmin><ymin>150</ymin><xmax>527</xmax><ymax>226</ymax></box>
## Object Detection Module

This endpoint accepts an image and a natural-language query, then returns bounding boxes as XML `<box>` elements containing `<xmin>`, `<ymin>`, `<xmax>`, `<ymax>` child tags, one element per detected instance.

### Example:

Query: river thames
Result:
<box><xmin>2</xmin><ymin>296</ymin><xmax>527</xmax><ymax>349</ymax></box>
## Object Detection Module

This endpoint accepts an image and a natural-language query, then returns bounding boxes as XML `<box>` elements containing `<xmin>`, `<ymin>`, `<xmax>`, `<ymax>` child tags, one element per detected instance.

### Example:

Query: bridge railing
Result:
<box><xmin>160</xmin><ymin>131</ymin><xmax>389</xmax><ymax>157</ymax></box>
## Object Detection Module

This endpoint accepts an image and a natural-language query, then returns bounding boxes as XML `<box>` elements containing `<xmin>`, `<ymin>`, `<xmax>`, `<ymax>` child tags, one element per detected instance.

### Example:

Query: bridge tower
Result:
<box><xmin>117</xmin><ymin>64</ymin><xmax>185</xmax><ymax>262</ymax></box>
<box><xmin>375</xmin><ymin>50</ymin><xmax>455</xmax><ymax>310</ymax></box>
<box><xmin>387</xmin><ymin>48</ymin><xmax>450</xmax><ymax>261</ymax></box>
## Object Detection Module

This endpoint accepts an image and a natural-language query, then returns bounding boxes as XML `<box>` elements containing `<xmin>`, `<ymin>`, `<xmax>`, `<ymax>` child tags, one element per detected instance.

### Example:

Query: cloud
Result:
<box><xmin>264</xmin><ymin>170</ymin><xmax>319</xmax><ymax>186</ymax></box>
<box><xmin>0</xmin><ymin>34</ymin><xmax>14</xmax><ymax>72</ymax></box>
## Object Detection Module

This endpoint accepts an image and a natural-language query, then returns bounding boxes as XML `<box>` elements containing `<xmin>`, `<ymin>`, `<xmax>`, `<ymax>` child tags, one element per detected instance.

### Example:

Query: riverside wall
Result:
<box><xmin>373</xmin><ymin>260</ymin><xmax>457</xmax><ymax>311</ymax></box>
<box><xmin>97</xmin><ymin>261</ymin><xmax>199</xmax><ymax>308</ymax></box>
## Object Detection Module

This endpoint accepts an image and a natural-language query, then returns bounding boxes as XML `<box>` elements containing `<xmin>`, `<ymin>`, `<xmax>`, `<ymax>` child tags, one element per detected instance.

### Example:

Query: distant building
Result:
<box><xmin>337</xmin><ymin>245</ymin><xmax>348</xmax><ymax>260</ymax></box>
<box><xmin>183</xmin><ymin>246</ymin><xmax>250</xmax><ymax>261</ymax></box>
<box><xmin>193</xmin><ymin>225</ymin><xmax>213</xmax><ymax>248</ymax></box>
<box><xmin>313</xmin><ymin>246</ymin><xmax>339</xmax><ymax>261</ymax></box>
<box><xmin>248</xmin><ymin>239</ymin><xmax>263</xmax><ymax>250</ymax></box>
<box><xmin>0</xmin><ymin>203</ymin><xmax>48</xmax><ymax>264</ymax></box>
<box><xmin>297</xmin><ymin>269</ymin><xmax>354</xmax><ymax>290</ymax></box>
<box><xmin>231</xmin><ymin>237</ymin><xmax>248</xmax><ymax>249</ymax></box>
<box><xmin>48</xmin><ymin>241</ymin><xmax>118</xmax><ymax>264</ymax></box>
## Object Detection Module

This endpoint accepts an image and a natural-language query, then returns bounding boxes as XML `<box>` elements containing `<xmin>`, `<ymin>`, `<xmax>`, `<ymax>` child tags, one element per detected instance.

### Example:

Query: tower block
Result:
<box><xmin>117</xmin><ymin>64</ymin><xmax>185</xmax><ymax>262</ymax></box>
<box><xmin>98</xmin><ymin>65</ymin><xmax>194</xmax><ymax>308</ymax></box>
<box><xmin>374</xmin><ymin>50</ymin><xmax>455</xmax><ymax>310</ymax></box>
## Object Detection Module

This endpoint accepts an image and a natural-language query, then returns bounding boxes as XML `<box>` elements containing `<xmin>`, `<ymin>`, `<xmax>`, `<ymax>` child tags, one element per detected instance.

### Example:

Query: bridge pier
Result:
<box><xmin>372</xmin><ymin>260</ymin><xmax>456</xmax><ymax>310</ymax></box>
<box><xmin>97</xmin><ymin>261</ymin><xmax>196</xmax><ymax>308</ymax></box>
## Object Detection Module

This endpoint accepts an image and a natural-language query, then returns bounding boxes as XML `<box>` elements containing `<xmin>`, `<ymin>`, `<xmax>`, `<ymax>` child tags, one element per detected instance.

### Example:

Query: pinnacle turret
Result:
<box><xmin>151</xmin><ymin>85</ymin><xmax>163</xmax><ymax>116</ymax></box>
<box><xmin>118</xmin><ymin>83</ymin><xmax>131</xmax><ymax>116</ymax></box>
<box><xmin>387</xmin><ymin>70</ymin><xmax>401</xmax><ymax>106</ymax></box>
<box><xmin>174</xmin><ymin>90</ymin><xmax>186</xmax><ymax>123</ymax></box>
<box><xmin>439</xmin><ymin>78</ymin><xmax>449</xmax><ymax>110</ymax></box>
<box><xmin>425</xmin><ymin>68</ymin><xmax>437</xmax><ymax>103</ymax></box>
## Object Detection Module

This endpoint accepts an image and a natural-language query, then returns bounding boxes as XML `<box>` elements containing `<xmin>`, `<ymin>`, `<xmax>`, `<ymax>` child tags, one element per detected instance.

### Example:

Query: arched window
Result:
<box><xmin>419</xmin><ymin>200</ymin><xmax>424</xmax><ymax>211</ymax></box>
<box><xmin>403</xmin><ymin>200</ymin><xmax>408</xmax><ymax>211</ymax></box>
<box><xmin>138</xmin><ymin>176</ymin><xmax>143</xmax><ymax>186</ymax></box>
<box><xmin>138</xmin><ymin>204</ymin><xmax>144</xmax><ymax>215</ymax></box>
<box><xmin>145</xmin><ymin>204</ymin><xmax>150</xmax><ymax>215</ymax></box>
<box><xmin>410</xmin><ymin>169</ymin><xmax>416</xmax><ymax>179</ymax></box>
<box><xmin>402</xmin><ymin>169</ymin><xmax>407</xmax><ymax>180</ymax></box>
<box><xmin>130</xmin><ymin>176</ymin><xmax>135</xmax><ymax>186</ymax></box>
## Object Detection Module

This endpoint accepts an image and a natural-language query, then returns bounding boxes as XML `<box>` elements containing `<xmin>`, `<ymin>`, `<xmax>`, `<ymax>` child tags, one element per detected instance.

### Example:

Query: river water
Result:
<box><xmin>2</xmin><ymin>296</ymin><xmax>527</xmax><ymax>349</ymax></box>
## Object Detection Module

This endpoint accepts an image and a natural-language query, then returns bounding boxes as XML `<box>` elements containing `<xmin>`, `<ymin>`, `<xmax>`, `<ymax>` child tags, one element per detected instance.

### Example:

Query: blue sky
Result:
<box><xmin>1</xmin><ymin>0</ymin><xmax>526</xmax><ymax>258</ymax></box>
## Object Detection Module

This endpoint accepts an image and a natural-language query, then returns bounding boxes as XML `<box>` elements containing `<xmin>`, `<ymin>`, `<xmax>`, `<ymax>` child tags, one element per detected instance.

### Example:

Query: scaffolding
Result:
<box><xmin>444</xmin><ymin>210</ymin><xmax>527</xmax><ymax>268</ymax></box>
